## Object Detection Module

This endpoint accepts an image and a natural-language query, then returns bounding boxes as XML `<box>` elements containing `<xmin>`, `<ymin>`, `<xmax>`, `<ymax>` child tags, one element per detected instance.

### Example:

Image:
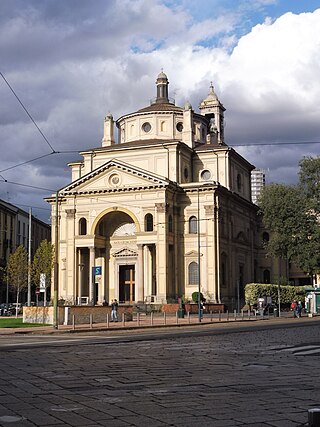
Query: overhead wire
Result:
<box><xmin>0</xmin><ymin>71</ymin><xmax>56</xmax><ymax>153</ymax></box>
<box><xmin>1</xmin><ymin>69</ymin><xmax>319</xmax><ymax>201</ymax></box>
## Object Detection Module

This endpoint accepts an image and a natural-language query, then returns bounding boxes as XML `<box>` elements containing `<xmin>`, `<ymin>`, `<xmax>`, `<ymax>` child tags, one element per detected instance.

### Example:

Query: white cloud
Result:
<box><xmin>1</xmin><ymin>1</ymin><xmax>320</xmax><ymax>220</ymax></box>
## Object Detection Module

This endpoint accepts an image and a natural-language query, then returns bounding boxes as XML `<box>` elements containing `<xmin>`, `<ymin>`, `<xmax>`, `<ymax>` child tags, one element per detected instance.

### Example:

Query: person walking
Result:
<box><xmin>111</xmin><ymin>299</ymin><xmax>118</xmax><ymax>322</ymax></box>
<box><xmin>296</xmin><ymin>301</ymin><xmax>303</xmax><ymax>318</ymax></box>
<box><xmin>291</xmin><ymin>300</ymin><xmax>297</xmax><ymax>318</ymax></box>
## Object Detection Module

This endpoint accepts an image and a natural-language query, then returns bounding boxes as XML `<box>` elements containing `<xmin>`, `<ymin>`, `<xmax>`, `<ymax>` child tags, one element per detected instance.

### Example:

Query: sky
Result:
<box><xmin>1</xmin><ymin>0</ymin><xmax>320</xmax><ymax>223</ymax></box>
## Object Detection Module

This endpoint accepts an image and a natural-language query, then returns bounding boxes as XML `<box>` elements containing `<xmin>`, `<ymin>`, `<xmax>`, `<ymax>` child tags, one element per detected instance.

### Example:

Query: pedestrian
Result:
<box><xmin>200</xmin><ymin>302</ymin><xmax>204</xmax><ymax>319</ymax></box>
<box><xmin>291</xmin><ymin>300</ymin><xmax>297</xmax><ymax>317</ymax></box>
<box><xmin>296</xmin><ymin>301</ymin><xmax>303</xmax><ymax>318</ymax></box>
<box><xmin>111</xmin><ymin>299</ymin><xmax>118</xmax><ymax>322</ymax></box>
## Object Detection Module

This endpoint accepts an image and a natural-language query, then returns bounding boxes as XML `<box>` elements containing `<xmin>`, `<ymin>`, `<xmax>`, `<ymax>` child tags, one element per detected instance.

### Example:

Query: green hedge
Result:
<box><xmin>245</xmin><ymin>283</ymin><xmax>306</xmax><ymax>306</ymax></box>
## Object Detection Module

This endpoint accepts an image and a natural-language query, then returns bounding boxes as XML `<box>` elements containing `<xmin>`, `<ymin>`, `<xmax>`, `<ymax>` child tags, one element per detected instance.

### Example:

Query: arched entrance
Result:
<box><xmin>76</xmin><ymin>208</ymin><xmax>157</xmax><ymax>305</ymax></box>
<box><xmin>96</xmin><ymin>210</ymin><xmax>138</xmax><ymax>304</ymax></box>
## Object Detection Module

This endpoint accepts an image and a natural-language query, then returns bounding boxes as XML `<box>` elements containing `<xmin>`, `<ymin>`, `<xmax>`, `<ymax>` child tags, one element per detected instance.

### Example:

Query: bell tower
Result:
<box><xmin>199</xmin><ymin>83</ymin><xmax>226</xmax><ymax>145</ymax></box>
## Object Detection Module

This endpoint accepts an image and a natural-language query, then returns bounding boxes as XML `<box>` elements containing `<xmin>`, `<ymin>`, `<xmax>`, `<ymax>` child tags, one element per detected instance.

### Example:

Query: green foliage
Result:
<box><xmin>258</xmin><ymin>156</ymin><xmax>320</xmax><ymax>276</ymax></box>
<box><xmin>32</xmin><ymin>240</ymin><xmax>54</xmax><ymax>288</ymax></box>
<box><xmin>192</xmin><ymin>291</ymin><xmax>204</xmax><ymax>302</ymax></box>
<box><xmin>245</xmin><ymin>283</ymin><xmax>306</xmax><ymax>306</ymax></box>
<box><xmin>6</xmin><ymin>245</ymin><xmax>28</xmax><ymax>315</ymax></box>
<box><xmin>299</xmin><ymin>156</ymin><xmax>320</xmax><ymax>215</ymax></box>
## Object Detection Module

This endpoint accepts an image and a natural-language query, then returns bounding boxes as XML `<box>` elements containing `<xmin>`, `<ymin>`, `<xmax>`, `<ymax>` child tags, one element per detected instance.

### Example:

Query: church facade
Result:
<box><xmin>48</xmin><ymin>72</ymin><xmax>269</xmax><ymax>307</ymax></box>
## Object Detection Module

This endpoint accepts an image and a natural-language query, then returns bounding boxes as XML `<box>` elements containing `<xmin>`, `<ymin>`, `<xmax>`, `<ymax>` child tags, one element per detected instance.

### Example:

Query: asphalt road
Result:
<box><xmin>0</xmin><ymin>318</ymin><xmax>319</xmax><ymax>426</ymax></box>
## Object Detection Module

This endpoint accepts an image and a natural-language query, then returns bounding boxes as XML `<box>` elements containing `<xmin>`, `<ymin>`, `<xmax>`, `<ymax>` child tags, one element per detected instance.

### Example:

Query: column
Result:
<box><xmin>143</xmin><ymin>245</ymin><xmax>151</xmax><ymax>300</ymax></box>
<box><xmin>137</xmin><ymin>244</ymin><xmax>144</xmax><ymax>302</ymax></box>
<box><xmin>89</xmin><ymin>246</ymin><xmax>95</xmax><ymax>305</ymax></box>
<box><xmin>155</xmin><ymin>203</ymin><xmax>168</xmax><ymax>302</ymax></box>
<box><xmin>204</xmin><ymin>203</ymin><xmax>217</xmax><ymax>302</ymax></box>
<box><xmin>65</xmin><ymin>208</ymin><xmax>76</xmax><ymax>303</ymax></box>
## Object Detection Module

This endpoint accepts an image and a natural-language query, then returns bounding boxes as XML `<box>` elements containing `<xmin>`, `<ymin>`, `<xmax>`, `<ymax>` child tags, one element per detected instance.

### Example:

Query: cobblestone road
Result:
<box><xmin>0</xmin><ymin>320</ymin><xmax>319</xmax><ymax>426</ymax></box>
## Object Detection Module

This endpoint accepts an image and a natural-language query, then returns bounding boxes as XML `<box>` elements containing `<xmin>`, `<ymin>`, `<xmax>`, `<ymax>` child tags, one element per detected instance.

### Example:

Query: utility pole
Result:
<box><xmin>27</xmin><ymin>208</ymin><xmax>32</xmax><ymax>306</ymax></box>
<box><xmin>53</xmin><ymin>191</ymin><xmax>59</xmax><ymax>329</ymax></box>
<box><xmin>197</xmin><ymin>187</ymin><xmax>201</xmax><ymax>322</ymax></box>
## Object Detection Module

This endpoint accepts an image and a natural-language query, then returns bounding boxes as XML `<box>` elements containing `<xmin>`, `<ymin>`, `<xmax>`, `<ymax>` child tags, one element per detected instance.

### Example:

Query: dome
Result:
<box><xmin>157</xmin><ymin>70</ymin><xmax>168</xmax><ymax>80</ymax></box>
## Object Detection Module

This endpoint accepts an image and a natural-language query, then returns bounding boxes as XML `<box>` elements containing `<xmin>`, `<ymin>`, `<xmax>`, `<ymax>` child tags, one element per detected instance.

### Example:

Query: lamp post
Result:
<box><xmin>53</xmin><ymin>190</ymin><xmax>59</xmax><ymax>329</ymax></box>
<box><xmin>27</xmin><ymin>208</ymin><xmax>32</xmax><ymax>306</ymax></box>
<box><xmin>197</xmin><ymin>187</ymin><xmax>201</xmax><ymax>322</ymax></box>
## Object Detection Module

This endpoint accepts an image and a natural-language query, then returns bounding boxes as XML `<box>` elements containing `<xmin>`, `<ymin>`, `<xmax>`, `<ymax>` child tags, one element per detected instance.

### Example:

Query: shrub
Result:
<box><xmin>192</xmin><ymin>291</ymin><xmax>204</xmax><ymax>302</ymax></box>
<box><xmin>245</xmin><ymin>283</ymin><xmax>306</xmax><ymax>306</ymax></box>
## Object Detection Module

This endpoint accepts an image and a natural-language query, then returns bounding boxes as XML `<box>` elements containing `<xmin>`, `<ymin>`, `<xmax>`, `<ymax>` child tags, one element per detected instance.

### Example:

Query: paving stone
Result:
<box><xmin>0</xmin><ymin>321</ymin><xmax>319</xmax><ymax>426</ymax></box>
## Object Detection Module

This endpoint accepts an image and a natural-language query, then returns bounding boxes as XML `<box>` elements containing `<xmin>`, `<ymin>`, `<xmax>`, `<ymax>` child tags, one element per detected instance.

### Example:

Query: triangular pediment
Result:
<box><xmin>185</xmin><ymin>250</ymin><xmax>202</xmax><ymax>257</ymax></box>
<box><xmin>112</xmin><ymin>247</ymin><xmax>138</xmax><ymax>258</ymax></box>
<box><xmin>61</xmin><ymin>159</ymin><xmax>169</xmax><ymax>195</ymax></box>
<box><xmin>235</xmin><ymin>231</ymin><xmax>248</xmax><ymax>244</ymax></box>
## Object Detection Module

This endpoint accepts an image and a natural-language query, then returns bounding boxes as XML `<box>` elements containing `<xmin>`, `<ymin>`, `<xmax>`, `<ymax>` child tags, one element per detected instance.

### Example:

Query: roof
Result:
<box><xmin>136</xmin><ymin>102</ymin><xmax>183</xmax><ymax>113</ymax></box>
<box><xmin>80</xmin><ymin>138</ymin><xmax>185</xmax><ymax>153</ymax></box>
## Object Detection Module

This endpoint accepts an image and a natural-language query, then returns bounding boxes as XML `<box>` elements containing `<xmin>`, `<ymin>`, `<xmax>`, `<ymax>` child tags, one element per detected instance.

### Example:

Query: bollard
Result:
<box><xmin>234</xmin><ymin>309</ymin><xmax>237</xmax><ymax>321</ymax></box>
<box><xmin>150</xmin><ymin>312</ymin><xmax>153</xmax><ymax>326</ymax></box>
<box><xmin>248</xmin><ymin>309</ymin><xmax>250</xmax><ymax>320</ymax></box>
<box><xmin>219</xmin><ymin>310</ymin><xmax>221</xmax><ymax>322</ymax></box>
<box><xmin>72</xmin><ymin>314</ymin><xmax>75</xmax><ymax>330</ymax></box>
<box><xmin>188</xmin><ymin>311</ymin><xmax>190</xmax><ymax>324</ymax></box>
<box><xmin>89</xmin><ymin>313</ymin><xmax>93</xmax><ymax>329</ymax></box>
<box><xmin>308</xmin><ymin>408</ymin><xmax>320</xmax><ymax>426</ymax></box>
<box><xmin>241</xmin><ymin>309</ymin><xmax>244</xmax><ymax>320</ymax></box>
<box><xmin>122</xmin><ymin>312</ymin><xmax>125</xmax><ymax>327</ymax></box>
<box><xmin>227</xmin><ymin>310</ymin><xmax>229</xmax><ymax>321</ymax></box>
<box><xmin>137</xmin><ymin>312</ymin><xmax>140</xmax><ymax>326</ymax></box>
<box><xmin>210</xmin><ymin>310</ymin><xmax>213</xmax><ymax>322</ymax></box>
<box><xmin>176</xmin><ymin>311</ymin><xmax>178</xmax><ymax>325</ymax></box>
<box><xmin>164</xmin><ymin>312</ymin><xmax>166</xmax><ymax>325</ymax></box>
<box><xmin>106</xmin><ymin>313</ymin><xmax>109</xmax><ymax>328</ymax></box>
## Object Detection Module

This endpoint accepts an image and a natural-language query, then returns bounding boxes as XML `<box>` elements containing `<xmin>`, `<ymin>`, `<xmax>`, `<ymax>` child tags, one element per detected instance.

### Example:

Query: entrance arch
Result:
<box><xmin>91</xmin><ymin>207</ymin><xmax>141</xmax><ymax>235</ymax></box>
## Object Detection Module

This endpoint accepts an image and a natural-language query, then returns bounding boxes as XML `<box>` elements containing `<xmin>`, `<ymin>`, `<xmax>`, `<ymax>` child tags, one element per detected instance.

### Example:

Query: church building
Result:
<box><xmin>48</xmin><ymin>72</ymin><xmax>264</xmax><ymax>307</ymax></box>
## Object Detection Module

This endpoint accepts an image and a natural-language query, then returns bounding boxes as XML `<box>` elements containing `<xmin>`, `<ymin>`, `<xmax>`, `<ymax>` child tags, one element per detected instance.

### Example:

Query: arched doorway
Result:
<box><xmin>95</xmin><ymin>210</ymin><xmax>138</xmax><ymax>304</ymax></box>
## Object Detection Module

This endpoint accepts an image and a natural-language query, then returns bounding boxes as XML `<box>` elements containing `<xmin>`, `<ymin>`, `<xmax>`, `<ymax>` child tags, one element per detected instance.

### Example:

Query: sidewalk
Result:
<box><xmin>1</xmin><ymin>311</ymin><xmax>315</xmax><ymax>335</ymax></box>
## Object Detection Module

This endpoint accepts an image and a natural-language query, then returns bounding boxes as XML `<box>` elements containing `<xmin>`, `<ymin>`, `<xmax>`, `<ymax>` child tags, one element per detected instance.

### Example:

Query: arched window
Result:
<box><xmin>263</xmin><ymin>269</ymin><xmax>270</xmax><ymax>284</ymax></box>
<box><xmin>168</xmin><ymin>214</ymin><xmax>173</xmax><ymax>232</ymax></box>
<box><xmin>189</xmin><ymin>216</ymin><xmax>197</xmax><ymax>234</ymax></box>
<box><xmin>188</xmin><ymin>262</ymin><xmax>199</xmax><ymax>285</ymax></box>
<box><xmin>79</xmin><ymin>218</ymin><xmax>87</xmax><ymax>235</ymax></box>
<box><xmin>144</xmin><ymin>214</ymin><xmax>153</xmax><ymax>232</ymax></box>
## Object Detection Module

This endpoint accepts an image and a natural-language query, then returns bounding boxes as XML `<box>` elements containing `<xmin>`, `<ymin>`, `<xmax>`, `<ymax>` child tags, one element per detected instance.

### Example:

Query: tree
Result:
<box><xmin>298</xmin><ymin>156</ymin><xmax>320</xmax><ymax>215</ymax></box>
<box><xmin>6</xmin><ymin>245</ymin><xmax>28</xmax><ymax>317</ymax></box>
<box><xmin>258</xmin><ymin>157</ymin><xmax>320</xmax><ymax>278</ymax></box>
<box><xmin>31</xmin><ymin>239</ymin><xmax>54</xmax><ymax>305</ymax></box>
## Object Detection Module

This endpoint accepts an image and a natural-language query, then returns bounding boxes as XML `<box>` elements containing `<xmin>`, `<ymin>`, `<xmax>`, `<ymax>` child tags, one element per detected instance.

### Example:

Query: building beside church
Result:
<box><xmin>47</xmin><ymin>72</ymin><xmax>282</xmax><ymax>308</ymax></box>
<box><xmin>251</xmin><ymin>168</ymin><xmax>266</xmax><ymax>204</ymax></box>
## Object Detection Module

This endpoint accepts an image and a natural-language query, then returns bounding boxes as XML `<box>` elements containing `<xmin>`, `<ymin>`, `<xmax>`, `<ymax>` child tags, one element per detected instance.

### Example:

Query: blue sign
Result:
<box><xmin>94</xmin><ymin>266</ymin><xmax>102</xmax><ymax>276</ymax></box>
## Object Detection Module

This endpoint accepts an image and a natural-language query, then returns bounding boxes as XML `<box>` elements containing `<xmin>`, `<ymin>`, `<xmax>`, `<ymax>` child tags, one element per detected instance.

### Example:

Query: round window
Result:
<box><xmin>176</xmin><ymin>122</ymin><xmax>183</xmax><ymax>132</ymax></box>
<box><xmin>142</xmin><ymin>122</ymin><xmax>152</xmax><ymax>133</ymax></box>
<box><xmin>201</xmin><ymin>170</ymin><xmax>211</xmax><ymax>180</ymax></box>
<box><xmin>109</xmin><ymin>174</ymin><xmax>120</xmax><ymax>186</ymax></box>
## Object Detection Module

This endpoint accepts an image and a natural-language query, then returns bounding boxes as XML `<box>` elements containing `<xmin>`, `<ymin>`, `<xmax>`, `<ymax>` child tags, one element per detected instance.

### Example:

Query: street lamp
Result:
<box><xmin>197</xmin><ymin>187</ymin><xmax>201</xmax><ymax>322</ymax></box>
<box><xmin>53</xmin><ymin>190</ymin><xmax>60</xmax><ymax>329</ymax></box>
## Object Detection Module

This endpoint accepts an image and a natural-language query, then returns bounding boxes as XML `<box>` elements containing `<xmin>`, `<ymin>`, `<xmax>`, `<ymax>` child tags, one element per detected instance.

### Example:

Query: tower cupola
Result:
<box><xmin>199</xmin><ymin>83</ymin><xmax>226</xmax><ymax>145</ymax></box>
<box><xmin>155</xmin><ymin>70</ymin><xmax>169</xmax><ymax>103</ymax></box>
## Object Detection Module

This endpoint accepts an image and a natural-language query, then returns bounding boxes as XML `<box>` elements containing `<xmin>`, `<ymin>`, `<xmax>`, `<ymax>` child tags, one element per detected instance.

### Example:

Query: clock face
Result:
<box><xmin>201</xmin><ymin>170</ymin><xmax>211</xmax><ymax>180</ymax></box>
<box><xmin>142</xmin><ymin>122</ymin><xmax>152</xmax><ymax>133</ymax></box>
